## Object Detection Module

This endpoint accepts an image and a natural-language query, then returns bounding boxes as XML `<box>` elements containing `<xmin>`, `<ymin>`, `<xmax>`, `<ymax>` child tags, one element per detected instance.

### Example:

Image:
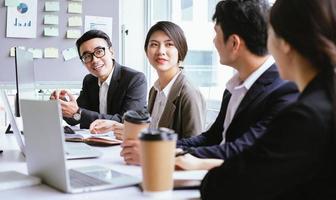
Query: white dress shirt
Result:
<box><xmin>98</xmin><ymin>67</ymin><xmax>114</xmax><ymax>115</ymax></box>
<box><xmin>221</xmin><ymin>56</ymin><xmax>275</xmax><ymax>144</ymax></box>
<box><xmin>149</xmin><ymin>71</ymin><xmax>181</xmax><ymax>129</ymax></box>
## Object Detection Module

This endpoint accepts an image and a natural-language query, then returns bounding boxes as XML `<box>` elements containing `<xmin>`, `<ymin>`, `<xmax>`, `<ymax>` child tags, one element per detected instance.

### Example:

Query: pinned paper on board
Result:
<box><xmin>9</xmin><ymin>46</ymin><xmax>26</xmax><ymax>57</ymax></box>
<box><xmin>27</xmin><ymin>48</ymin><xmax>42</xmax><ymax>59</ymax></box>
<box><xmin>68</xmin><ymin>2</ymin><xmax>82</xmax><ymax>14</ymax></box>
<box><xmin>44</xmin><ymin>48</ymin><xmax>59</xmax><ymax>58</ymax></box>
<box><xmin>5</xmin><ymin>0</ymin><xmax>19</xmax><ymax>7</ymax></box>
<box><xmin>62</xmin><ymin>47</ymin><xmax>78</xmax><ymax>61</ymax></box>
<box><xmin>68</xmin><ymin>16</ymin><xmax>82</xmax><ymax>27</ymax></box>
<box><xmin>45</xmin><ymin>1</ymin><xmax>59</xmax><ymax>12</ymax></box>
<box><xmin>6</xmin><ymin>0</ymin><xmax>38</xmax><ymax>38</ymax></box>
<box><xmin>66</xmin><ymin>29</ymin><xmax>81</xmax><ymax>39</ymax></box>
<box><xmin>44</xmin><ymin>26</ymin><xmax>59</xmax><ymax>37</ymax></box>
<box><xmin>44</xmin><ymin>15</ymin><xmax>59</xmax><ymax>25</ymax></box>
<box><xmin>85</xmin><ymin>16</ymin><xmax>113</xmax><ymax>40</ymax></box>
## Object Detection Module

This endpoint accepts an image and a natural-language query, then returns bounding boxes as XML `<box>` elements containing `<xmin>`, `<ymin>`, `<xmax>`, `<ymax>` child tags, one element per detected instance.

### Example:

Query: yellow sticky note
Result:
<box><xmin>68</xmin><ymin>16</ymin><xmax>82</xmax><ymax>27</ymax></box>
<box><xmin>45</xmin><ymin>1</ymin><xmax>60</xmax><ymax>12</ymax></box>
<box><xmin>5</xmin><ymin>0</ymin><xmax>19</xmax><ymax>7</ymax></box>
<box><xmin>27</xmin><ymin>48</ymin><xmax>43</xmax><ymax>59</ymax></box>
<box><xmin>44</xmin><ymin>48</ymin><xmax>59</xmax><ymax>58</ymax></box>
<box><xmin>62</xmin><ymin>47</ymin><xmax>79</xmax><ymax>61</ymax></box>
<box><xmin>44</xmin><ymin>26</ymin><xmax>59</xmax><ymax>37</ymax></box>
<box><xmin>66</xmin><ymin>29</ymin><xmax>81</xmax><ymax>39</ymax></box>
<box><xmin>44</xmin><ymin>15</ymin><xmax>59</xmax><ymax>25</ymax></box>
<box><xmin>68</xmin><ymin>2</ymin><xmax>82</xmax><ymax>14</ymax></box>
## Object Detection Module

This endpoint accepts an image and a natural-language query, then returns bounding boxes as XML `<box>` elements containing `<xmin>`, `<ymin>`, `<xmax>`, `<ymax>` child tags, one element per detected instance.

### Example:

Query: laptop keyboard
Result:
<box><xmin>69</xmin><ymin>169</ymin><xmax>110</xmax><ymax>188</ymax></box>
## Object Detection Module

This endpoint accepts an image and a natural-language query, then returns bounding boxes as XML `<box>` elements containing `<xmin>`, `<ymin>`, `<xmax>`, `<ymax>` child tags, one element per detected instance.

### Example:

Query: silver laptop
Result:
<box><xmin>0</xmin><ymin>90</ymin><xmax>102</xmax><ymax>160</ymax></box>
<box><xmin>20</xmin><ymin>99</ymin><xmax>140</xmax><ymax>193</ymax></box>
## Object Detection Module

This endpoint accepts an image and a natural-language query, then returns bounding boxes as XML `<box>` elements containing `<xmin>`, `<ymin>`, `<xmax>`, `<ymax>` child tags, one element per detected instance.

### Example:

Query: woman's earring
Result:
<box><xmin>178</xmin><ymin>61</ymin><xmax>184</xmax><ymax>69</ymax></box>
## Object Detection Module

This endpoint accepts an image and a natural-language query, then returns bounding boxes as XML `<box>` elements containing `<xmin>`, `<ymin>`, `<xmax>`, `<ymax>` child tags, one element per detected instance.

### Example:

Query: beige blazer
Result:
<box><xmin>148</xmin><ymin>73</ymin><xmax>205</xmax><ymax>139</ymax></box>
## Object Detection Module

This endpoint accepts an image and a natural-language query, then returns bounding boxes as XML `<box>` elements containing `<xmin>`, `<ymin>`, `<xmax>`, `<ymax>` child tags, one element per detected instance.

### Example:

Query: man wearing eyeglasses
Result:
<box><xmin>50</xmin><ymin>30</ymin><xmax>147</xmax><ymax>129</ymax></box>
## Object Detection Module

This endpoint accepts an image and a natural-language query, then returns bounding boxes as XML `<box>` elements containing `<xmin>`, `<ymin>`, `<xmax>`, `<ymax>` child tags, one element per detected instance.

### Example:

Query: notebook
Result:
<box><xmin>0</xmin><ymin>90</ymin><xmax>102</xmax><ymax>159</ymax></box>
<box><xmin>20</xmin><ymin>99</ymin><xmax>140</xmax><ymax>193</ymax></box>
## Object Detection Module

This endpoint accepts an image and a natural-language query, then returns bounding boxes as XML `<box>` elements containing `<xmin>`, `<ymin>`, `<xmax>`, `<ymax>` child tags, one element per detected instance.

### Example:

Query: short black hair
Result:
<box><xmin>76</xmin><ymin>30</ymin><xmax>112</xmax><ymax>56</ymax></box>
<box><xmin>144</xmin><ymin>21</ymin><xmax>188</xmax><ymax>62</ymax></box>
<box><xmin>212</xmin><ymin>0</ymin><xmax>270</xmax><ymax>56</ymax></box>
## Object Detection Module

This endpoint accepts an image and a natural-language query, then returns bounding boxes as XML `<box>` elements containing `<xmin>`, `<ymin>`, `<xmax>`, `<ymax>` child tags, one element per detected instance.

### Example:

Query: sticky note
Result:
<box><xmin>9</xmin><ymin>47</ymin><xmax>16</xmax><ymax>57</ymax></box>
<box><xmin>62</xmin><ymin>47</ymin><xmax>78</xmax><ymax>61</ymax></box>
<box><xmin>45</xmin><ymin>1</ymin><xmax>60</xmax><ymax>12</ymax></box>
<box><xmin>44</xmin><ymin>26</ymin><xmax>59</xmax><ymax>37</ymax></box>
<box><xmin>27</xmin><ymin>48</ymin><xmax>43</xmax><ymax>59</ymax></box>
<box><xmin>68</xmin><ymin>2</ymin><xmax>82</xmax><ymax>14</ymax></box>
<box><xmin>9</xmin><ymin>46</ymin><xmax>26</xmax><ymax>57</ymax></box>
<box><xmin>68</xmin><ymin>16</ymin><xmax>82</xmax><ymax>27</ymax></box>
<box><xmin>66</xmin><ymin>29</ymin><xmax>81</xmax><ymax>39</ymax></box>
<box><xmin>5</xmin><ymin>0</ymin><xmax>19</xmax><ymax>7</ymax></box>
<box><xmin>44</xmin><ymin>48</ymin><xmax>59</xmax><ymax>58</ymax></box>
<box><xmin>44</xmin><ymin>15</ymin><xmax>59</xmax><ymax>25</ymax></box>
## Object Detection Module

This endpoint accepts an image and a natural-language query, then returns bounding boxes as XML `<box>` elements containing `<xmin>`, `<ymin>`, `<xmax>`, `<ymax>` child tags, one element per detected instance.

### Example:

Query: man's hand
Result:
<box><xmin>175</xmin><ymin>153</ymin><xmax>224</xmax><ymax>171</ymax></box>
<box><xmin>120</xmin><ymin>139</ymin><xmax>140</xmax><ymax>165</ymax></box>
<box><xmin>90</xmin><ymin>120</ymin><xmax>125</xmax><ymax>140</ymax></box>
<box><xmin>50</xmin><ymin>90</ymin><xmax>79</xmax><ymax>118</ymax></box>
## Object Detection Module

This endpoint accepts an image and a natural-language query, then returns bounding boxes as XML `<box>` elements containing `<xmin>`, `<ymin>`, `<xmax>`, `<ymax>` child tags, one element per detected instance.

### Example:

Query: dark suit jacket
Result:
<box><xmin>177</xmin><ymin>64</ymin><xmax>299</xmax><ymax>159</ymax></box>
<box><xmin>200</xmin><ymin>73</ymin><xmax>336</xmax><ymax>200</ymax></box>
<box><xmin>65</xmin><ymin>62</ymin><xmax>147</xmax><ymax>128</ymax></box>
<box><xmin>148</xmin><ymin>72</ymin><xmax>205</xmax><ymax>139</ymax></box>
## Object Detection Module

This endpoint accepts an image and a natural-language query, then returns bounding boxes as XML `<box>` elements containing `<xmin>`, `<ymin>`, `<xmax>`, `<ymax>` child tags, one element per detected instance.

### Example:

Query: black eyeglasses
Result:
<box><xmin>80</xmin><ymin>47</ymin><xmax>106</xmax><ymax>63</ymax></box>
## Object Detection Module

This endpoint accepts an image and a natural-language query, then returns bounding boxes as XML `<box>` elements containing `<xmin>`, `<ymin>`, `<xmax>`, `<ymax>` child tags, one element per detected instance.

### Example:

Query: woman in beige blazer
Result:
<box><xmin>90</xmin><ymin>21</ymin><xmax>206</xmax><ymax>165</ymax></box>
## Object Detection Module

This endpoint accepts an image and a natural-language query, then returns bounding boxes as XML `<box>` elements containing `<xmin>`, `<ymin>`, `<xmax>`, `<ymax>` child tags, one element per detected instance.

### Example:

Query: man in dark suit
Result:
<box><xmin>175</xmin><ymin>0</ymin><xmax>298</xmax><ymax>170</ymax></box>
<box><xmin>50</xmin><ymin>30</ymin><xmax>147</xmax><ymax>128</ymax></box>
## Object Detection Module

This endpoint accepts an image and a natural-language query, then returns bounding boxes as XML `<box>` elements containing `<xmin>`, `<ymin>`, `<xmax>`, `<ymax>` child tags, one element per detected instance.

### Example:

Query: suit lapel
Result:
<box><xmin>148</xmin><ymin>88</ymin><xmax>157</xmax><ymax>114</ymax></box>
<box><xmin>231</xmin><ymin>65</ymin><xmax>277</xmax><ymax>122</ymax></box>
<box><xmin>106</xmin><ymin>62</ymin><xmax>121</xmax><ymax>113</ymax></box>
<box><xmin>158</xmin><ymin>73</ymin><xmax>184</xmax><ymax>128</ymax></box>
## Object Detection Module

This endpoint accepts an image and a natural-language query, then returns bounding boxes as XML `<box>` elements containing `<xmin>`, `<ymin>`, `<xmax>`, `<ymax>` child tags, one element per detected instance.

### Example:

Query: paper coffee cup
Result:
<box><xmin>139</xmin><ymin>128</ymin><xmax>177</xmax><ymax>196</ymax></box>
<box><xmin>123</xmin><ymin>110</ymin><xmax>151</xmax><ymax>140</ymax></box>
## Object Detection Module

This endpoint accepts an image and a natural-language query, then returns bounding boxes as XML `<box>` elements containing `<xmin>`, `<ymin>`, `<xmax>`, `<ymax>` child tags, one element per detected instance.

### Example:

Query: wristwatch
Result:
<box><xmin>73</xmin><ymin>108</ymin><xmax>81</xmax><ymax>121</ymax></box>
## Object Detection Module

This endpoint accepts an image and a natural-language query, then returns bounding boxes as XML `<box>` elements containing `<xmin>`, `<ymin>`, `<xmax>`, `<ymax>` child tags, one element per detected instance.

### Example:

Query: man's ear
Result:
<box><xmin>230</xmin><ymin>34</ymin><xmax>241</xmax><ymax>52</ymax></box>
<box><xmin>109</xmin><ymin>47</ymin><xmax>115</xmax><ymax>59</ymax></box>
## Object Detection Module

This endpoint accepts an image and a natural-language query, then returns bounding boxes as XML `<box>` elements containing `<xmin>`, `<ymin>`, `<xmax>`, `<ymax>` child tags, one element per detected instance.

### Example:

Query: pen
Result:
<box><xmin>175</xmin><ymin>148</ymin><xmax>195</xmax><ymax>157</ymax></box>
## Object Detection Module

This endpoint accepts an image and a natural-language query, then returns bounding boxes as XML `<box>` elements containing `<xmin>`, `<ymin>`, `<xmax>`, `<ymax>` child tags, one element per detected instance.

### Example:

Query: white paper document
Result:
<box><xmin>85</xmin><ymin>16</ymin><xmax>113</xmax><ymax>40</ymax></box>
<box><xmin>6</xmin><ymin>0</ymin><xmax>37</xmax><ymax>38</ymax></box>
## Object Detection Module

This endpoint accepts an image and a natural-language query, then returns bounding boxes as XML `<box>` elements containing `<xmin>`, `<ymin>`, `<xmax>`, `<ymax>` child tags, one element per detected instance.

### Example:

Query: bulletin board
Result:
<box><xmin>0</xmin><ymin>0</ymin><xmax>120</xmax><ymax>85</ymax></box>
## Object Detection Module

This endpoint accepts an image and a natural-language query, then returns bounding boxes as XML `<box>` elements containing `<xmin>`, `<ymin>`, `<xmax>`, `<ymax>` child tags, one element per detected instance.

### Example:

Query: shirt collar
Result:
<box><xmin>226</xmin><ymin>56</ymin><xmax>274</xmax><ymax>92</ymax></box>
<box><xmin>98</xmin><ymin>66</ymin><xmax>114</xmax><ymax>87</ymax></box>
<box><xmin>153</xmin><ymin>71</ymin><xmax>181</xmax><ymax>97</ymax></box>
